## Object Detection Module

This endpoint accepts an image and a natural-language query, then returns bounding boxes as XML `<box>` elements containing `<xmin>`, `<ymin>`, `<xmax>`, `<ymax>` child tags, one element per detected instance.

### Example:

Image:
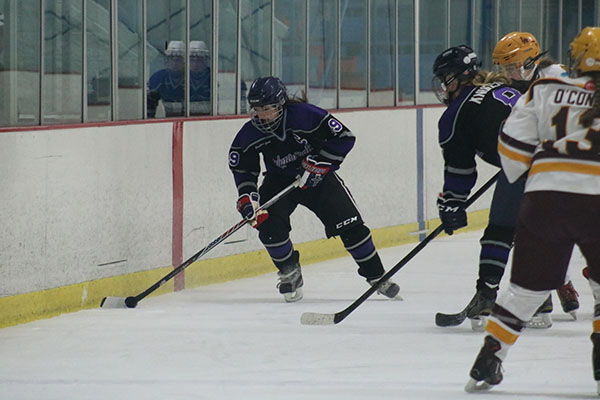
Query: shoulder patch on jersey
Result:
<box><xmin>328</xmin><ymin>118</ymin><xmax>343</xmax><ymax>133</ymax></box>
<box><xmin>492</xmin><ymin>86</ymin><xmax>521</xmax><ymax>107</ymax></box>
<box><xmin>229</xmin><ymin>150</ymin><xmax>241</xmax><ymax>167</ymax></box>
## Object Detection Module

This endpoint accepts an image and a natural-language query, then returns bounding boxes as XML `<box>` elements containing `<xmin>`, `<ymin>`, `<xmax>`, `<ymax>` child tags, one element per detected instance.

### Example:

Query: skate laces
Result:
<box><xmin>276</xmin><ymin>267</ymin><xmax>302</xmax><ymax>292</ymax></box>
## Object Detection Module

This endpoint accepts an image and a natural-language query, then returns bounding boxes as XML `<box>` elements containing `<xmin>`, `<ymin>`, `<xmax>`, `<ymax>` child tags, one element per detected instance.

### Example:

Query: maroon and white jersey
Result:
<box><xmin>499</xmin><ymin>75</ymin><xmax>600</xmax><ymax>195</ymax></box>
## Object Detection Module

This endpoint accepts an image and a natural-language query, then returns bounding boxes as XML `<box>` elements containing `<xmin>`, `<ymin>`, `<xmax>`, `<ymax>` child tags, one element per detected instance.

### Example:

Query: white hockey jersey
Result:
<box><xmin>499</xmin><ymin>74</ymin><xmax>600</xmax><ymax>195</ymax></box>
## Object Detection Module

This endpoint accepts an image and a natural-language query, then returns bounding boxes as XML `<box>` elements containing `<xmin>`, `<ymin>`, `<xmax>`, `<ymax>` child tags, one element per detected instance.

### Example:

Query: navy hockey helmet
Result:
<box><xmin>247</xmin><ymin>76</ymin><xmax>288</xmax><ymax>133</ymax></box>
<box><xmin>432</xmin><ymin>45</ymin><xmax>481</xmax><ymax>104</ymax></box>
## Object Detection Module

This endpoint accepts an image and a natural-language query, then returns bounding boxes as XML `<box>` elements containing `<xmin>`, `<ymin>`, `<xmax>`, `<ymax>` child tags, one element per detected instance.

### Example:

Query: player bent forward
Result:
<box><xmin>228</xmin><ymin>76</ymin><xmax>400</xmax><ymax>302</ymax></box>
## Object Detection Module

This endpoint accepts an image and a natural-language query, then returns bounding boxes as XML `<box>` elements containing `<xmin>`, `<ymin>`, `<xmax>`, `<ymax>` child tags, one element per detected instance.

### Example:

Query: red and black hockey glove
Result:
<box><xmin>299</xmin><ymin>156</ymin><xmax>332</xmax><ymax>190</ymax></box>
<box><xmin>437</xmin><ymin>192</ymin><xmax>467</xmax><ymax>235</ymax></box>
<box><xmin>236</xmin><ymin>192</ymin><xmax>268</xmax><ymax>228</ymax></box>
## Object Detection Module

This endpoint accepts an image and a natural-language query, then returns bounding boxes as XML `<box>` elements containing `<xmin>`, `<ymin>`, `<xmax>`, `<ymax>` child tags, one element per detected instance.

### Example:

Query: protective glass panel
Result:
<box><xmin>241</xmin><ymin>0</ymin><xmax>271</xmax><ymax>114</ymax></box>
<box><xmin>561</xmin><ymin>0</ymin><xmax>580</xmax><ymax>65</ymax></box>
<box><xmin>217</xmin><ymin>0</ymin><xmax>237</xmax><ymax>115</ymax></box>
<box><xmin>308</xmin><ymin>0</ymin><xmax>337</xmax><ymax>109</ymax></box>
<box><xmin>86</xmin><ymin>0</ymin><xmax>112</xmax><ymax>122</ymax></box>
<box><xmin>498</xmin><ymin>0</ymin><xmax>520</xmax><ymax>41</ymax></box>
<box><xmin>418</xmin><ymin>0</ymin><xmax>447</xmax><ymax>104</ymax></box>
<box><xmin>542</xmin><ymin>0</ymin><xmax>560</xmax><ymax>64</ymax></box>
<box><xmin>117</xmin><ymin>0</ymin><xmax>143</xmax><ymax>120</ymax></box>
<box><xmin>146</xmin><ymin>0</ymin><xmax>186</xmax><ymax>118</ymax></box>
<box><xmin>43</xmin><ymin>0</ymin><xmax>83</xmax><ymax>124</ymax></box>
<box><xmin>397</xmin><ymin>0</ymin><xmax>414</xmax><ymax>105</ymax></box>
<box><xmin>370</xmin><ymin>0</ymin><xmax>395</xmax><ymax>107</ymax></box>
<box><xmin>450</xmin><ymin>0</ymin><xmax>471</xmax><ymax>47</ymax></box>
<box><xmin>472</xmin><ymin>0</ymin><xmax>497</xmax><ymax>71</ymax></box>
<box><xmin>521</xmin><ymin>0</ymin><xmax>543</xmax><ymax>43</ymax></box>
<box><xmin>0</xmin><ymin>0</ymin><xmax>40</xmax><ymax>126</ymax></box>
<box><xmin>581</xmin><ymin>0</ymin><xmax>599</xmax><ymax>29</ymax></box>
<box><xmin>274</xmin><ymin>0</ymin><xmax>306</xmax><ymax>100</ymax></box>
<box><xmin>189</xmin><ymin>0</ymin><xmax>212</xmax><ymax>116</ymax></box>
<box><xmin>339</xmin><ymin>0</ymin><xmax>366</xmax><ymax>108</ymax></box>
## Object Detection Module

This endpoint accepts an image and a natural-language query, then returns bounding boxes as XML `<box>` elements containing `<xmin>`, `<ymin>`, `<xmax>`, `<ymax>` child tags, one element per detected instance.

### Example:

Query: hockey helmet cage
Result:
<box><xmin>569</xmin><ymin>27</ymin><xmax>600</xmax><ymax>76</ymax></box>
<box><xmin>247</xmin><ymin>76</ymin><xmax>288</xmax><ymax>133</ymax></box>
<box><xmin>432</xmin><ymin>45</ymin><xmax>480</xmax><ymax>104</ymax></box>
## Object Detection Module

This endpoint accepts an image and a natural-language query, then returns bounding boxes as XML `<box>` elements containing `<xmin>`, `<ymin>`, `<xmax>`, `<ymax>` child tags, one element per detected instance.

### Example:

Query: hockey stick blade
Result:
<box><xmin>300</xmin><ymin>172</ymin><xmax>500</xmax><ymax>326</ymax></box>
<box><xmin>100</xmin><ymin>296</ymin><xmax>139</xmax><ymax>309</ymax></box>
<box><xmin>300</xmin><ymin>312</ymin><xmax>337</xmax><ymax>325</ymax></box>
<box><xmin>435</xmin><ymin>308</ymin><xmax>468</xmax><ymax>327</ymax></box>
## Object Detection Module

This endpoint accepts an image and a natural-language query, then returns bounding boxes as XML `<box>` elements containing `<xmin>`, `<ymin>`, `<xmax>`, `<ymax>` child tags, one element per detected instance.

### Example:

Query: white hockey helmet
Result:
<box><xmin>165</xmin><ymin>40</ymin><xmax>185</xmax><ymax>57</ymax></box>
<box><xmin>190</xmin><ymin>40</ymin><xmax>209</xmax><ymax>58</ymax></box>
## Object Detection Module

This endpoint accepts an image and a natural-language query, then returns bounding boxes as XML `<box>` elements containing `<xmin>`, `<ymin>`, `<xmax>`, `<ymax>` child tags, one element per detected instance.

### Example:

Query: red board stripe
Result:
<box><xmin>172</xmin><ymin>120</ymin><xmax>184</xmax><ymax>291</ymax></box>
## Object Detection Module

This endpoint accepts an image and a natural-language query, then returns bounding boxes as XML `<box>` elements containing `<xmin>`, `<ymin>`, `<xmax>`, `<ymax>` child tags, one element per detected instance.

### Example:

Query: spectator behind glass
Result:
<box><xmin>189</xmin><ymin>40</ymin><xmax>211</xmax><ymax>115</ymax></box>
<box><xmin>147</xmin><ymin>40</ymin><xmax>186</xmax><ymax>118</ymax></box>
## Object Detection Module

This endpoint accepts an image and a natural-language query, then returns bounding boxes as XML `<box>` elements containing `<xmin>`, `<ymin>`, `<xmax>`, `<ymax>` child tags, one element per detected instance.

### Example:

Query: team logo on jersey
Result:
<box><xmin>293</xmin><ymin>133</ymin><xmax>308</xmax><ymax>146</ymax></box>
<box><xmin>328</xmin><ymin>118</ymin><xmax>343</xmax><ymax>133</ymax></box>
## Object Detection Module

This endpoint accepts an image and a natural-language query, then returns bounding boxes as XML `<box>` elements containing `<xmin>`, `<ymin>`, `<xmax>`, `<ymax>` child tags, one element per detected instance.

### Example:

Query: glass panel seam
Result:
<box><xmin>111</xmin><ymin>0</ymin><xmax>118</xmax><ymax>120</ymax></box>
<box><xmin>82</xmin><ymin>0</ymin><xmax>88</xmax><ymax>123</ymax></box>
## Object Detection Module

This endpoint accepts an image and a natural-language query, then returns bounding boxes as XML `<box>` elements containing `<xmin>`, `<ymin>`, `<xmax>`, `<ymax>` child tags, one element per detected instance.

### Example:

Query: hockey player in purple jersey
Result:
<box><xmin>432</xmin><ymin>45</ymin><xmax>523</xmax><ymax>330</ymax></box>
<box><xmin>228</xmin><ymin>76</ymin><xmax>400</xmax><ymax>302</ymax></box>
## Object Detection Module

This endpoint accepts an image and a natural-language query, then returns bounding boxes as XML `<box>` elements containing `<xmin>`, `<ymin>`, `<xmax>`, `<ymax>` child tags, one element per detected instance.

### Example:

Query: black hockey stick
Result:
<box><xmin>300</xmin><ymin>171</ymin><xmax>500</xmax><ymax>326</ymax></box>
<box><xmin>435</xmin><ymin>304</ymin><xmax>470</xmax><ymax>327</ymax></box>
<box><xmin>101</xmin><ymin>178</ymin><xmax>301</xmax><ymax>309</ymax></box>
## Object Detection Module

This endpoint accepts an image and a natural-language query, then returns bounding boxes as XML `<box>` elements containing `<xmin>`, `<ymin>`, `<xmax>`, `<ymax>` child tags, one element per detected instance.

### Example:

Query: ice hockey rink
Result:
<box><xmin>0</xmin><ymin>229</ymin><xmax>595</xmax><ymax>400</ymax></box>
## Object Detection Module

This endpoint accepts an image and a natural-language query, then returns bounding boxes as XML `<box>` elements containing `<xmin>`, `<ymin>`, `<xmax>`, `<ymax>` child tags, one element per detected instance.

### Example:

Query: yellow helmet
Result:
<box><xmin>493</xmin><ymin>32</ymin><xmax>540</xmax><ymax>65</ymax></box>
<box><xmin>569</xmin><ymin>27</ymin><xmax>600</xmax><ymax>75</ymax></box>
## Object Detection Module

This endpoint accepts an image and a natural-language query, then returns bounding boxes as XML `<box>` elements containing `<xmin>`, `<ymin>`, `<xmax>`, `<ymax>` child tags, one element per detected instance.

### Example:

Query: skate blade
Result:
<box><xmin>568</xmin><ymin>310</ymin><xmax>577</xmax><ymax>320</ymax></box>
<box><xmin>526</xmin><ymin>313</ymin><xmax>552</xmax><ymax>329</ymax></box>
<box><xmin>388</xmin><ymin>293</ymin><xmax>404</xmax><ymax>301</ymax></box>
<box><xmin>470</xmin><ymin>316</ymin><xmax>487</xmax><ymax>332</ymax></box>
<box><xmin>283</xmin><ymin>288</ymin><xmax>303</xmax><ymax>303</ymax></box>
<box><xmin>465</xmin><ymin>378</ymin><xmax>493</xmax><ymax>392</ymax></box>
<box><xmin>597</xmin><ymin>381</ymin><xmax>600</xmax><ymax>396</ymax></box>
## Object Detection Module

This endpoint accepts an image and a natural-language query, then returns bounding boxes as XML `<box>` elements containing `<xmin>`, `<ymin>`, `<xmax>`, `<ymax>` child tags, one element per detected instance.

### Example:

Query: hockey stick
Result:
<box><xmin>100</xmin><ymin>177</ymin><xmax>301</xmax><ymax>309</ymax></box>
<box><xmin>300</xmin><ymin>171</ymin><xmax>500</xmax><ymax>326</ymax></box>
<box><xmin>435</xmin><ymin>304</ymin><xmax>470</xmax><ymax>327</ymax></box>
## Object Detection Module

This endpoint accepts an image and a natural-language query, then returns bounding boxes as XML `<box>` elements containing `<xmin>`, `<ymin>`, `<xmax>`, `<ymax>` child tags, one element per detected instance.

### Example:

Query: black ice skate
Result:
<box><xmin>526</xmin><ymin>295</ymin><xmax>553</xmax><ymax>329</ymax></box>
<box><xmin>368</xmin><ymin>276</ymin><xmax>402</xmax><ymax>300</ymax></box>
<box><xmin>276</xmin><ymin>251</ymin><xmax>303</xmax><ymax>303</ymax></box>
<box><xmin>592</xmin><ymin>333</ymin><xmax>600</xmax><ymax>395</ymax></box>
<box><xmin>465</xmin><ymin>335</ymin><xmax>504</xmax><ymax>392</ymax></box>
<box><xmin>465</xmin><ymin>286</ymin><xmax>497</xmax><ymax>331</ymax></box>
<box><xmin>557</xmin><ymin>280</ymin><xmax>579</xmax><ymax>319</ymax></box>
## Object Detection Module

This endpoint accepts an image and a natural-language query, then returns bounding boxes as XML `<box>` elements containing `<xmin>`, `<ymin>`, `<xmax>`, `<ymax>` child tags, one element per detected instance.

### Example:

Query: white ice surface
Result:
<box><xmin>1</xmin><ymin>230</ymin><xmax>596</xmax><ymax>400</ymax></box>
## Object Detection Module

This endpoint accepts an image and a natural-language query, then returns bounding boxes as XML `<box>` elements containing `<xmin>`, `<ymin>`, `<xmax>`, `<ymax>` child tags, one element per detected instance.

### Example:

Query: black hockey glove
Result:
<box><xmin>437</xmin><ymin>192</ymin><xmax>467</xmax><ymax>235</ymax></box>
<box><xmin>299</xmin><ymin>156</ymin><xmax>332</xmax><ymax>190</ymax></box>
<box><xmin>236</xmin><ymin>192</ymin><xmax>268</xmax><ymax>228</ymax></box>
